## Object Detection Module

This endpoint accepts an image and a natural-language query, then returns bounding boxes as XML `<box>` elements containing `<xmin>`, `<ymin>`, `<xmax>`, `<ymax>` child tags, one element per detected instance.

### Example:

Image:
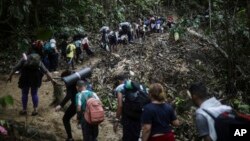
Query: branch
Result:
<box><xmin>187</xmin><ymin>28</ymin><xmax>246</xmax><ymax>77</ymax></box>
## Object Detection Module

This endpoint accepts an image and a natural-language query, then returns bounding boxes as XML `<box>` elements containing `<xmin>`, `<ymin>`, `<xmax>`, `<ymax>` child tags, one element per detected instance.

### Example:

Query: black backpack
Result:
<box><xmin>203</xmin><ymin>109</ymin><xmax>250</xmax><ymax>141</ymax></box>
<box><xmin>23</xmin><ymin>53</ymin><xmax>41</xmax><ymax>69</ymax></box>
<box><xmin>122</xmin><ymin>81</ymin><xmax>150</xmax><ymax>120</ymax></box>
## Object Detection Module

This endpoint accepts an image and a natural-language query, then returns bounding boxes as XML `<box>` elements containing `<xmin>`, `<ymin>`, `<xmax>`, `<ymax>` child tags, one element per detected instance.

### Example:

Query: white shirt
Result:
<box><xmin>81</xmin><ymin>37</ymin><xmax>89</xmax><ymax>45</ymax></box>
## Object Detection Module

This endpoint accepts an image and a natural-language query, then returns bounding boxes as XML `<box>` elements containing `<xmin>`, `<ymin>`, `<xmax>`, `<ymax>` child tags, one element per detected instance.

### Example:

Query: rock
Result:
<box><xmin>129</xmin><ymin>71</ymin><xmax>135</xmax><ymax>76</ymax></box>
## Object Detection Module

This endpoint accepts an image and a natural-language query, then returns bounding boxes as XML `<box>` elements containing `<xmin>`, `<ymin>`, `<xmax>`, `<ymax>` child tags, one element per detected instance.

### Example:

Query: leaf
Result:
<box><xmin>0</xmin><ymin>97</ymin><xmax>6</xmax><ymax>107</ymax></box>
<box><xmin>0</xmin><ymin>95</ymin><xmax>14</xmax><ymax>108</ymax></box>
<box><xmin>4</xmin><ymin>95</ymin><xmax>14</xmax><ymax>106</ymax></box>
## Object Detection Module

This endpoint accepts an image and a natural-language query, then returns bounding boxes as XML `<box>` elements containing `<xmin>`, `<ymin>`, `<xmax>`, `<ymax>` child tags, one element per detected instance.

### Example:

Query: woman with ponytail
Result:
<box><xmin>141</xmin><ymin>83</ymin><xmax>180</xmax><ymax>141</ymax></box>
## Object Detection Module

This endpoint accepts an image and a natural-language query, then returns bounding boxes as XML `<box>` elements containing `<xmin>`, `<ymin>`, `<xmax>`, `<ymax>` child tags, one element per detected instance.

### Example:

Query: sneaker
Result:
<box><xmin>31</xmin><ymin>111</ymin><xmax>38</xmax><ymax>116</ymax></box>
<box><xmin>19</xmin><ymin>110</ymin><xmax>27</xmax><ymax>115</ymax></box>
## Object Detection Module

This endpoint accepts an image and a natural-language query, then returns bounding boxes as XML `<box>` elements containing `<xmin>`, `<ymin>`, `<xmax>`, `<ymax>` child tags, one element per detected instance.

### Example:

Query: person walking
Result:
<box><xmin>8</xmin><ymin>53</ymin><xmax>55</xmax><ymax>116</ymax></box>
<box><xmin>76</xmin><ymin>80</ymin><xmax>99</xmax><ymax>141</ymax></box>
<box><xmin>141</xmin><ymin>83</ymin><xmax>180</xmax><ymax>141</ymax></box>
<box><xmin>66</xmin><ymin>39</ymin><xmax>76</xmax><ymax>70</ymax></box>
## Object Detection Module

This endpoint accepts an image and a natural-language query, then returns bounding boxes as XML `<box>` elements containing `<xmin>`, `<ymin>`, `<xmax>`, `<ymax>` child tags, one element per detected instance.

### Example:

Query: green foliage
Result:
<box><xmin>35</xmin><ymin>27</ymin><xmax>53</xmax><ymax>40</ymax></box>
<box><xmin>233</xmin><ymin>99</ymin><xmax>250</xmax><ymax>114</ymax></box>
<box><xmin>0</xmin><ymin>95</ymin><xmax>14</xmax><ymax>108</ymax></box>
<box><xmin>101</xmin><ymin>95</ymin><xmax>117</xmax><ymax>111</ymax></box>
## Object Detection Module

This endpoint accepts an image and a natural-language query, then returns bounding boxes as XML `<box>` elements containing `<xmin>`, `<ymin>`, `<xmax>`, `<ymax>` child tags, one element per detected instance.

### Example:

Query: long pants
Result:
<box><xmin>42</xmin><ymin>56</ymin><xmax>50</xmax><ymax>70</ymax></box>
<box><xmin>122</xmin><ymin>116</ymin><xmax>141</xmax><ymax>141</ymax></box>
<box><xmin>63</xmin><ymin>104</ymin><xmax>76</xmax><ymax>139</ymax></box>
<box><xmin>82</xmin><ymin>118</ymin><xmax>99</xmax><ymax>141</ymax></box>
<box><xmin>75</xmin><ymin>47</ymin><xmax>83</xmax><ymax>63</ymax></box>
<box><xmin>66</xmin><ymin>57</ymin><xmax>74</xmax><ymax>70</ymax></box>
<box><xmin>21</xmin><ymin>87</ymin><xmax>39</xmax><ymax>110</ymax></box>
<box><xmin>48</xmin><ymin>53</ymin><xmax>58</xmax><ymax>71</ymax></box>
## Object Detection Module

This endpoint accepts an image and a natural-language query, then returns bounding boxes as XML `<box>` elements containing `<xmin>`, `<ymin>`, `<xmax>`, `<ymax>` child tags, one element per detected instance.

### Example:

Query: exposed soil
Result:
<box><xmin>0</xmin><ymin>30</ymin><xmax>223</xmax><ymax>141</ymax></box>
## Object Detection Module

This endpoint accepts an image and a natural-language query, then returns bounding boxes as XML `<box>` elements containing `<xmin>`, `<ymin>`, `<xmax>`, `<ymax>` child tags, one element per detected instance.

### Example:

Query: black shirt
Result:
<box><xmin>142</xmin><ymin>103</ymin><xmax>177</xmax><ymax>136</ymax></box>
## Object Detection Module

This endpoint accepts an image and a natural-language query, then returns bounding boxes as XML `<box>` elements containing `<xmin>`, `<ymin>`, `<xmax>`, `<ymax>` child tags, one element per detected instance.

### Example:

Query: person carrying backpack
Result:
<box><xmin>7</xmin><ymin>53</ymin><xmax>56</xmax><ymax>116</ymax></box>
<box><xmin>188</xmin><ymin>82</ymin><xmax>250</xmax><ymax>141</ymax></box>
<box><xmin>55</xmin><ymin>71</ymin><xmax>93</xmax><ymax>141</ymax></box>
<box><xmin>119</xmin><ymin>22</ymin><xmax>133</xmax><ymax>43</ymax></box>
<box><xmin>108</xmin><ymin>30</ymin><xmax>118</xmax><ymax>52</ymax></box>
<box><xmin>141</xmin><ymin>83</ymin><xmax>180</xmax><ymax>141</ymax></box>
<box><xmin>48</xmin><ymin>39</ymin><xmax>59</xmax><ymax>72</ymax></box>
<box><xmin>113</xmin><ymin>75</ymin><xmax>150</xmax><ymax>141</ymax></box>
<box><xmin>81</xmin><ymin>35</ymin><xmax>94</xmax><ymax>56</ymax></box>
<box><xmin>76</xmin><ymin>80</ymin><xmax>103</xmax><ymax>141</ymax></box>
<box><xmin>66</xmin><ymin>39</ymin><xmax>76</xmax><ymax>70</ymax></box>
<box><xmin>74</xmin><ymin>39</ymin><xmax>83</xmax><ymax>64</ymax></box>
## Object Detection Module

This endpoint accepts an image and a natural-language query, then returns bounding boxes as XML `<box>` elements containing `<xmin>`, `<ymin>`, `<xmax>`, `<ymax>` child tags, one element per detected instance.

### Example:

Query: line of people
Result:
<box><xmin>99</xmin><ymin>15</ymin><xmax>175</xmax><ymax>52</ymax></box>
<box><xmin>7</xmin><ymin>53</ymin><xmax>250</xmax><ymax>141</ymax></box>
<box><xmin>28</xmin><ymin>35</ymin><xmax>94</xmax><ymax>72</ymax></box>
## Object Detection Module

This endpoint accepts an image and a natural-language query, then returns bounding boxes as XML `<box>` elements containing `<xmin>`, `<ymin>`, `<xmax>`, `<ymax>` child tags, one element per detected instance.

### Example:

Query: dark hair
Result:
<box><xmin>149</xmin><ymin>83</ymin><xmax>166</xmax><ymax>102</ymax></box>
<box><xmin>77</xmin><ymin>80</ymin><xmax>87</xmax><ymax>87</ymax></box>
<box><xmin>189</xmin><ymin>82</ymin><xmax>208</xmax><ymax>99</ymax></box>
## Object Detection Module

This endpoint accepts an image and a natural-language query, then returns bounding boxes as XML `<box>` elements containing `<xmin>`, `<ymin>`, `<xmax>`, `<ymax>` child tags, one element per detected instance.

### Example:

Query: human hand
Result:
<box><xmin>55</xmin><ymin>105</ymin><xmax>61</xmax><ymax>112</ymax></box>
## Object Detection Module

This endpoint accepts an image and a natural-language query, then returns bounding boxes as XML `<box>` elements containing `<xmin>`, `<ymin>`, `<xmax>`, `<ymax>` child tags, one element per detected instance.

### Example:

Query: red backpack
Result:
<box><xmin>84</xmin><ymin>96</ymin><xmax>104</xmax><ymax>125</ymax></box>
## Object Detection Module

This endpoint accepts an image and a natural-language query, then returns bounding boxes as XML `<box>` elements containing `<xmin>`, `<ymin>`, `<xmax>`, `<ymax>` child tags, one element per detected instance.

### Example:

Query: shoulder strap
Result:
<box><xmin>202</xmin><ymin>109</ymin><xmax>216</xmax><ymax>120</ymax></box>
<box><xmin>83</xmin><ymin>90</ymin><xmax>93</xmax><ymax>101</ymax></box>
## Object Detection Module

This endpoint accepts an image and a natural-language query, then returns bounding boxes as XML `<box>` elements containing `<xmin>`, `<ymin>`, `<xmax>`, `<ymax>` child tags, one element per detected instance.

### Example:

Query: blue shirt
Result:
<box><xmin>141</xmin><ymin>103</ymin><xmax>177</xmax><ymax>136</ymax></box>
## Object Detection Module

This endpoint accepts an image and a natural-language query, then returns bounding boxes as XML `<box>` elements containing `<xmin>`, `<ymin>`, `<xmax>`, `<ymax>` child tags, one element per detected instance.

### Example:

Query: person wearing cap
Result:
<box><xmin>75</xmin><ymin>80</ymin><xmax>99</xmax><ymax>141</ymax></box>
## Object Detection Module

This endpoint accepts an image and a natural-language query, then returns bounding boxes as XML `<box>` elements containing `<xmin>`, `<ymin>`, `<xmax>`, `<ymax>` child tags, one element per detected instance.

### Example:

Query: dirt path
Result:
<box><xmin>0</xmin><ymin>28</ymin><xmax>219</xmax><ymax>141</ymax></box>
<box><xmin>0</xmin><ymin>55</ymin><xmax>123</xmax><ymax>141</ymax></box>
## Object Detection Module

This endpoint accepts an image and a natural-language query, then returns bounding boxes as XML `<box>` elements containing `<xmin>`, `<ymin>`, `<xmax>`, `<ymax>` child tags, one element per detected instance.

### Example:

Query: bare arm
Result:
<box><xmin>171</xmin><ymin>119</ymin><xmax>180</xmax><ymax>127</ymax></box>
<box><xmin>142</xmin><ymin>124</ymin><xmax>152</xmax><ymax>141</ymax></box>
<box><xmin>8</xmin><ymin>59</ymin><xmax>24</xmax><ymax>82</ymax></box>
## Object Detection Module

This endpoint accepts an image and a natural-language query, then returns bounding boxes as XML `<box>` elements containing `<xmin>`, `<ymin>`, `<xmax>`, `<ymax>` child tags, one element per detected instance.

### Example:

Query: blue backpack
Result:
<box><xmin>43</xmin><ymin>42</ymin><xmax>53</xmax><ymax>54</ymax></box>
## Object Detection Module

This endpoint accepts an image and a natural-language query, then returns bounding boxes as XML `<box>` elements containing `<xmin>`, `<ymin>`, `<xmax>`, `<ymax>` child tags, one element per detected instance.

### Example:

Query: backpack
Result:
<box><xmin>66</xmin><ymin>44</ymin><xmax>72</xmax><ymax>54</ymax></box>
<box><xmin>23</xmin><ymin>53</ymin><xmax>41</xmax><ymax>69</ymax></box>
<box><xmin>122</xmin><ymin>81</ymin><xmax>150</xmax><ymax>120</ymax></box>
<box><xmin>43</xmin><ymin>42</ymin><xmax>53</xmax><ymax>54</ymax></box>
<box><xmin>203</xmin><ymin>109</ymin><xmax>250</xmax><ymax>141</ymax></box>
<box><xmin>84</xmin><ymin>92</ymin><xmax>104</xmax><ymax>125</ymax></box>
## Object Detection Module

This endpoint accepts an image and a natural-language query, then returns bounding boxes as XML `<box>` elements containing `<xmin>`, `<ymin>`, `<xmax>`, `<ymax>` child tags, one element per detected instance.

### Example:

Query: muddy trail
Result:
<box><xmin>0</xmin><ymin>30</ymin><xmax>223</xmax><ymax>141</ymax></box>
